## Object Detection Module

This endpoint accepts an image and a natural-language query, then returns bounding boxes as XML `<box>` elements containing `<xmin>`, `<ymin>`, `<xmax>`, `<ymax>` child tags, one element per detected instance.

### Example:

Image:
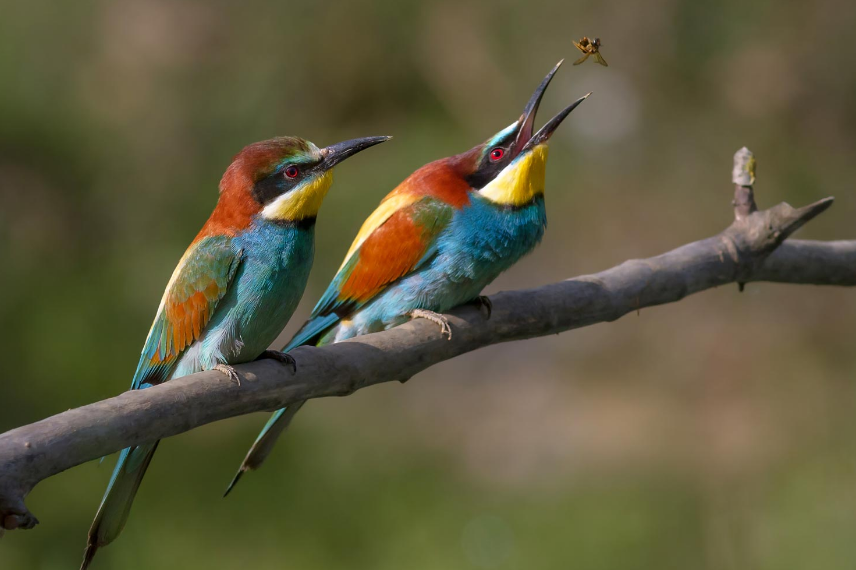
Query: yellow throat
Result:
<box><xmin>262</xmin><ymin>169</ymin><xmax>334</xmax><ymax>222</ymax></box>
<box><xmin>479</xmin><ymin>144</ymin><xmax>549</xmax><ymax>207</ymax></box>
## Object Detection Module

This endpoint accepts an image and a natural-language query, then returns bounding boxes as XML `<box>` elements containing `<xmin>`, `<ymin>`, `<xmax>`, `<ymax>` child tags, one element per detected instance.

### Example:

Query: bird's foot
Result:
<box><xmin>1</xmin><ymin>508</ymin><xmax>39</xmax><ymax>531</ymax></box>
<box><xmin>214</xmin><ymin>363</ymin><xmax>242</xmax><ymax>387</ymax></box>
<box><xmin>473</xmin><ymin>295</ymin><xmax>492</xmax><ymax>319</ymax></box>
<box><xmin>257</xmin><ymin>350</ymin><xmax>297</xmax><ymax>374</ymax></box>
<box><xmin>409</xmin><ymin>309</ymin><xmax>452</xmax><ymax>340</ymax></box>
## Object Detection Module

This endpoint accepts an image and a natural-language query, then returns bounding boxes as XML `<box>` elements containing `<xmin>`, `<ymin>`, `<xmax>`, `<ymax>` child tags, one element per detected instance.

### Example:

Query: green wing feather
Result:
<box><xmin>133</xmin><ymin>235</ymin><xmax>243</xmax><ymax>389</ymax></box>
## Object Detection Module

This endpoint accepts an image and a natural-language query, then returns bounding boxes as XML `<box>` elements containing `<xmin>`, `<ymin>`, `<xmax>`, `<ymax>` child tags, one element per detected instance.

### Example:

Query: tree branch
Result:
<box><xmin>1</xmin><ymin>148</ymin><xmax>854</xmax><ymax>532</ymax></box>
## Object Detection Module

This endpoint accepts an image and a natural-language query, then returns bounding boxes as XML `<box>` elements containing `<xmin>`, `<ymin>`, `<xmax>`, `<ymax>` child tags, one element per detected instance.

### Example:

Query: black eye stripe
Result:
<box><xmin>251</xmin><ymin>164</ymin><xmax>310</xmax><ymax>205</ymax></box>
<box><xmin>252</xmin><ymin>175</ymin><xmax>285</xmax><ymax>205</ymax></box>
<box><xmin>245</xmin><ymin>149</ymin><xmax>325</xmax><ymax>206</ymax></box>
<box><xmin>465</xmin><ymin>152</ymin><xmax>508</xmax><ymax>189</ymax></box>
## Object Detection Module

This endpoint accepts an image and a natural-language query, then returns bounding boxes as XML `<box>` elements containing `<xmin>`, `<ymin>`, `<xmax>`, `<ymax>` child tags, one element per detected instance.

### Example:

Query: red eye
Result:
<box><xmin>284</xmin><ymin>165</ymin><xmax>299</xmax><ymax>178</ymax></box>
<box><xmin>489</xmin><ymin>148</ymin><xmax>504</xmax><ymax>161</ymax></box>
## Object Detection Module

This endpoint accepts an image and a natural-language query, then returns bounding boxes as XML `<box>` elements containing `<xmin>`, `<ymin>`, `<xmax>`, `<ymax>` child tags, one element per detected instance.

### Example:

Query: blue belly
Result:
<box><xmin>173</xmin><ymin>220</ymin><xmax>314</xmax><ymax>377</ymax></box>
<box><xmin>326</xmin><ymin>195</ymin><xmax>546</xmax><ymax>342</ymax></box>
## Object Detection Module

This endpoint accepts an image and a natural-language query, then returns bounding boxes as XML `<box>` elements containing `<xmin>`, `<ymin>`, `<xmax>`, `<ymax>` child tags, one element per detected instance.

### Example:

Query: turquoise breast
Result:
<box><xmin>327</xmin><ymin>194</ymin><xmax>546</xmax><ymax>342</ymax></box>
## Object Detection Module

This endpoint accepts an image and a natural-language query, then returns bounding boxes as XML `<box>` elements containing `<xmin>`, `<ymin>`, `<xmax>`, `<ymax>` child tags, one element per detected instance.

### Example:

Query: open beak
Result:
<box><xmin>321</xmin><ymin>135</ymin><xmax>392</xmax><ymax>168</ymax></box>
<box><xmin>512</xmin><ymin>60</ymin><xmax>563</xmax><ymax>156</ymax></box>
<box><xmin>520</xmin><ymin>93</ymin><xmax>591</xmax><ymax>153</ymax></box>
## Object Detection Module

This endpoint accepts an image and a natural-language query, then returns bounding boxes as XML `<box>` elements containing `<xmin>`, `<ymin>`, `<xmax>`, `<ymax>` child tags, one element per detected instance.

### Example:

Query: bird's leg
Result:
<box><xmin>214</xmin><ymin>363</ymin><xmax>242</xmax><ymax>387</ymax></box>
<box><xmin>257</xmin><ymin>350</ymin><xmax>297</xmax><ymax>374</ymax></box>
<box><xmin>409</xmin><ymin>309</ymin><xmax>452</xmax><ymax>340</ymax></box>
<box><xmin>473</xmin><ymin>295</ymin><xmax>492</xmax><ymax>319</ymax></box>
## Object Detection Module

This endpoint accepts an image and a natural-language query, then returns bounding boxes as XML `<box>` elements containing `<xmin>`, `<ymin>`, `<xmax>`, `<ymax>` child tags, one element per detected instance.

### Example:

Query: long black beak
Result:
<box><xmin>520</xmin><ymin>93</ymin><xmax>591</xmax><ymax>152</ymax></box>
<box><xmin>512</xmin><ymin>60</ymin><xmax>564</xmax><ymax>155</ymax></box>
<box><xmin>321</xmin><ymin>136</ymin><xmax>391</xmax><ymax>168</ymax></box>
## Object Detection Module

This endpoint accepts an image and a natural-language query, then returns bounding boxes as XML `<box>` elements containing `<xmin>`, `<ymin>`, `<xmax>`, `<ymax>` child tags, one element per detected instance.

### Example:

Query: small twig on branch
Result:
<box><xmin>727</xmin><ymin>147</ymin><xmax>837</xmax><ymax>290</ymax></box>
<box><xmin>732</xmin><ymin>146</ymin><xmax>758</xmax><ymax>220</ymax></box>
<box><xmin>0</xmin><ymin>148</ymin><xmax>853</xmax><ymax>532</ymax></box>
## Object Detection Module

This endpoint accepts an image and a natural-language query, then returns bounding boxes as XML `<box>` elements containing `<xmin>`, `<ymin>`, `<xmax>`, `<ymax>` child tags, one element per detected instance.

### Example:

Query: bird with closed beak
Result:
<box><xmin>80</xmin><ymin>133</ymin><xmax>390</xmax><ymax>569</ymax></box>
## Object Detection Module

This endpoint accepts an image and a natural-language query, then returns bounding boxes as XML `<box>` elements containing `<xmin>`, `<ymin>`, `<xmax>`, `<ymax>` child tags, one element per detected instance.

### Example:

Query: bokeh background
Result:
<box><xmin>2</xmin><ymin>0</ymin><xmax>856</xmax><ymax>568</ymax></box>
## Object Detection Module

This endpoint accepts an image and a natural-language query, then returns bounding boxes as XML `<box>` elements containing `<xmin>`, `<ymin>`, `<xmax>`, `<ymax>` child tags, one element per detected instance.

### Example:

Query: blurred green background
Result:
<box><xmin>2</xmin><ymin>0</ymin><xmax>856</xmax><ymax>568</ymax></box>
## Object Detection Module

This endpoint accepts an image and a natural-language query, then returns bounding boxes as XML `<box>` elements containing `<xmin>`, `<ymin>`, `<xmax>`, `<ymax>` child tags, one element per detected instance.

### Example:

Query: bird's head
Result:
<box><xmin>453</xmin><ymin>61</ymin><xmax>589</xmax><ymax>207</ymax></box>
<box><xmin>218</xmin><ymin>135</ymin><xmax>390</xmax><ymax>227</ymax></box>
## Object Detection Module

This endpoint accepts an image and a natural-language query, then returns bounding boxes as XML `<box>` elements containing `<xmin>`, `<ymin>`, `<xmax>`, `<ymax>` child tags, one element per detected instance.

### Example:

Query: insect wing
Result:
<box><xmin>573</xmin><ymin>52</ymin><xmax>591</xmax><ymax>65</ymax></box>
<box><xmin>594</xmin><ymin>52</ymin><xmax>608</xmax><ymax>67</ymax></box>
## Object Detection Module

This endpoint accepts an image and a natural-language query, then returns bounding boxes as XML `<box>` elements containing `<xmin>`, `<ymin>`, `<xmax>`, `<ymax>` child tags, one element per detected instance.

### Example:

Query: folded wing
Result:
<box><xmin>132</xmin><ymin>235</ymin><xmax>243</xmax><ymax>388</ymax></box>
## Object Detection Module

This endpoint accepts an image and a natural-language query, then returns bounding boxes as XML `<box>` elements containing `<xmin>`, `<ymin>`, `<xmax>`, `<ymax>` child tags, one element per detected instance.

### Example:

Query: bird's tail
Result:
<box><xmin>224</xmin><ymin>313</ymin><xmax>340</xmax><ymax>496</ymax></box>
<box><xmin>224</xmin><ymin>401</ymin><xmax>305</xmax><ymax>496</ymax></box>
<box><xmin>80</xmin><ymin>441</ymin><xmax>159</xmax><ymax>570</ymax></box>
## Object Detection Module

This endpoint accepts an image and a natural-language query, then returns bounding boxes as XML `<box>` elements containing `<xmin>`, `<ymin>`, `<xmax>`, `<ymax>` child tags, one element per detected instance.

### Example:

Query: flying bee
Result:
<box><xmin>573</xmin><ymin>36</ymin><xmax>608</xmax><ymax>67</ymax></box>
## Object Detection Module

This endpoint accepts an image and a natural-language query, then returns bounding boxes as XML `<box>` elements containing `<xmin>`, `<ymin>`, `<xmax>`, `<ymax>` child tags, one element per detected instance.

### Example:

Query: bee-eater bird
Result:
<box><xmin>80</xmin><ymin>134</ymin><xmax>390</xmax><ymax>569</ymax></box>
<box><xmin>225</xmin><ymin>62</ymin><xmax>589</xmax><ymax>495</ymax></box>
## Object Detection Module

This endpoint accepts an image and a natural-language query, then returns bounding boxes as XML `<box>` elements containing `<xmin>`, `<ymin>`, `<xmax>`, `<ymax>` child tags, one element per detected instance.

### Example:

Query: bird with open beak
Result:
<box><xmin>225</xmin><ymin>61</ymin><xmax>590</xmax><ymax>495</ymax></box>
